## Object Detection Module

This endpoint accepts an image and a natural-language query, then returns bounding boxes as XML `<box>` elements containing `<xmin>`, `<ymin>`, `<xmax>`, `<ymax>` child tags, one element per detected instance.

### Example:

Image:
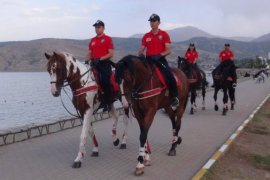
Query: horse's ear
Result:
<box><xmin>44</xmin><ymin>53</ymin><xmax>51</xmax><ymax>60</ymax></box>
<box><xmin>53</xmin><ymin>51</ymin><xmax>57</xmax><ymax>56</ymax></box>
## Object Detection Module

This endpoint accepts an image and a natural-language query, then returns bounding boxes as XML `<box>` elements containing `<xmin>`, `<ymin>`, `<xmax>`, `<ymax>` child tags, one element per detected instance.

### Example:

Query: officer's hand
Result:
<box><xmin>151</xmin><ymin>54</ymin><xmax>163</xmax><ymax>61</ymax></box>
<box><xmin>139</xmin><ymin>53</ymin><xmax>145</xmax><ymax>59</ymax></box>
<box><xmin>91</xmin><ymin>59</ymin><xmax>100</xmax><ymax>68</ymax></box>
<box><xmin>232</xmin><ymin>83</ymin><xmax>237</xmax><ymax>88</ymax></box>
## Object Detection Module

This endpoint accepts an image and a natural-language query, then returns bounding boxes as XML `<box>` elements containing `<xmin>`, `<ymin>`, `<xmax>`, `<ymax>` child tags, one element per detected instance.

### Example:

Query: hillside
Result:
<box><xmin>0</xmin><ymin>36</ymin><xmax>270</xmax><ymax>71</ymax></box>
<box><xmin>178</xmin><ymin>37</ymin><xmax>270</xmax><ymax>59</ymax></box>
<box><xmin>253</xmin><ymin>33</ymin><xmax>270</xmax><ymax>42</ymax></box>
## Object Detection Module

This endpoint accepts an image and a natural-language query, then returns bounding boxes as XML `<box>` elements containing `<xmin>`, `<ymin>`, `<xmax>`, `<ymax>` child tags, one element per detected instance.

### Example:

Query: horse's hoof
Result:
<box><xmin>144</xmin><ymin>160</ymin><xmax>151</xmax><ymax>166</ymax></box>
<box><xmin>231</xmin><ymin>105</ymin><xmax>234</xmax><ymax>110</ymax></box>
<box><xmin>177</xmin><ymin>137</ymin><xmax>182</xmax><ymax>144</ymax></box>
<box><xmin>215</xmin><ymin>105</ymin><xmax>219</xmax><ymax>111</ymax></box>
<box><xmin>72</xmin><ymin>161</ymin><xmax>81</xmax><ymax>168</ymax></box>
<box><xmin>222</xmin><ymin>109</ymin><xmax>227</xmax><ymax>116</ymax></box>
<box><xmin>113</xmin><ymin>138</ymin><xmax>120</xmax><ymax>146</ymax></box>
<box><xmin>134</xmin><ymin>167</ymin><xmax>144</xmax><ymax>176</ymax></box>
<box><xmin>202</xmin><ymin>107</ymin><xmax>206</xmax><ymax>110</ymax></box>
<box><xmin>168</xmin><ymin>149</ymin><xmax>176</xmax><ymax>156</ymax></box>
<box><xmin>120</xmin><ymin>143</ymin><xmax>127</xmax><ymax>149</ymax></box>
<box><xmin>190</xmin><ymin>108</ymin><xmax>194</xmax><ymax>115</ymax></box>
<box><xmin>91</xmin><ymin>151</ymin><xmax>99</xmax><ymax>157</ymax></box>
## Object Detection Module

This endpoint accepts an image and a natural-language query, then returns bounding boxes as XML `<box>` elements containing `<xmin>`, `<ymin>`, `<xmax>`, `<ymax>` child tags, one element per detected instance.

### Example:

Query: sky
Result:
<box><xmin>1</xmin><ymin>0</ymin><xmax>270</xmax><ymax>41</ymax></box>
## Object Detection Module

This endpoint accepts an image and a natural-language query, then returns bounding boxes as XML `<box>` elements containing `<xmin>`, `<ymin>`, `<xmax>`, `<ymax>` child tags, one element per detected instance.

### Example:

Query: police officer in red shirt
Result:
<box><xmin>138</xmin><ymin>14</ymin><xmax>179</xmax><ymax>107</ymax></box>
<box><xmin>86</xmin><ymin>20</ymin><xmax>114</xmax><ymax>111</ymax></box>
<box><xmin>212</xmin><ymin>43</ymin><xmax>237</xmax><ymax>87</ymax></box>
<box><xmin>184</xmin><ymin>43</ymin><xmax>202</xmax><ymax>82</ymax></box>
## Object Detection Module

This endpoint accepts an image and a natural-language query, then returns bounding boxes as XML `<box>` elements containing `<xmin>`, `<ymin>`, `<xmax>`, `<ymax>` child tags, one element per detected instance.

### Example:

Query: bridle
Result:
<box><xmin>49</xmin><ymin>62</ymin><xmax>93</xmax><ymax>118</ymax></box>
<box><xmin>50</xmin><ymin>67</ymin><xmax>92</xmax><ymax>88</ymax></box>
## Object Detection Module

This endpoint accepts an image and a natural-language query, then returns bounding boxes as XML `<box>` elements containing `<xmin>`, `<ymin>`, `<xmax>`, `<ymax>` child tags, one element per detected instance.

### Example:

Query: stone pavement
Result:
<box><xmin>0</xmin><ymin>78</ymin><xmax>270</xmax><ymax>180</ymax></box>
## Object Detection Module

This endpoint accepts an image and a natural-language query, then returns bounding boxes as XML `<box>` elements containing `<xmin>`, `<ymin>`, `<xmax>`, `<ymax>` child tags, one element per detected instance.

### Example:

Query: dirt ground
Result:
<box><xmin>202</xmin><ymin>99</ymin><xmax>270</xmax><ymax>180</ymax></box>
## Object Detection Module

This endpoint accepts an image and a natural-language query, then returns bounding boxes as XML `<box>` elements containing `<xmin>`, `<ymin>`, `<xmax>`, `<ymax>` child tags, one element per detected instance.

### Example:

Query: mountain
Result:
<box><xmin>252</xmin><ymin>33</ymin><xmax>270</xmax><ymax>42</ymax></box>
<box><xmin>228</xmin><ymin>36</ymin><xmax>255</xmax><ymax>42</ymax></box>
<box><xmin>1</xmin><ymin>37</ymin><xmax>270</xmax><ymax>71</ymax></box>
<box><xmin>130</xmin><ymin>26</ymin><xmax>215</xmax><ymax>42</ymax></box>
<box><xmin>0</xmin><ymin>38</ymin><xmax>140</xmax><ymax>71</ymax></box>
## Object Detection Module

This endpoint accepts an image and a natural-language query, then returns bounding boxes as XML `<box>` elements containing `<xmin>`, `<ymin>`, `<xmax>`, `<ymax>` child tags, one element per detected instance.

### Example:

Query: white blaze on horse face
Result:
<box><xmin>50</xmin><ymin>62</ymin><xmax>58</xmax><ymax>95</ymax></box>
<box><xmin>120</xmin><ymin>80</ymin><xmax>129</xmax><ymax>108</ymax></box>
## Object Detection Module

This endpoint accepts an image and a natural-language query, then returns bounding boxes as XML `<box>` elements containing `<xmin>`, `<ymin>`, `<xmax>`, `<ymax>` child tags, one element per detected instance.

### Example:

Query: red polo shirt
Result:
<box><xmin>88</xmin><ymin>34</ymin><xmax>114</xmax><ymax>60</ymax></box>
<box><xmin>219</xmin><ymin>50</ymin><xmax>234</xmax><ymax>62</ymax></box>
<box><xmin>185</xmin><ymin>50</ymin><xmax>199</xmax><ymax>64</ymax></box>
<box><xmin>142</xmin><ymin>29</ymin><xmax>171</xmax><ymax>56</ymax></box>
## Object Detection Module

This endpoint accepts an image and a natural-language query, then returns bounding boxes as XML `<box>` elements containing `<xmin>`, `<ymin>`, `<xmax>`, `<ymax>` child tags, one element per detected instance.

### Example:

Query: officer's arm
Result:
<box><xmin>100</xmin><ymin>49</ymin><xmax>114</xmax><ymax>60</ymax></box>
<box><xmin>160</xmin><ymin>43</ymin><xmax>171</xmax><ymax>56</ymax></box>
<box><xmin>138</xmin><ymin>46</ymin><xmax>146</xmax><ymax>56</ymax></box>
<box><xmin>86</xmin><ymin>51</ymin><xmax>92</xmax><ymax>61</ymax></box>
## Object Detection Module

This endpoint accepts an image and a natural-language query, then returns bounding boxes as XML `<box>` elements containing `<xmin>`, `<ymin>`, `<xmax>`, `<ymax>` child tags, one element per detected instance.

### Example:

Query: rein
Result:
<box><xmin>131</xmin><ymin>67</ymin><xmax>154</xmax><ymax>99</ymax></box>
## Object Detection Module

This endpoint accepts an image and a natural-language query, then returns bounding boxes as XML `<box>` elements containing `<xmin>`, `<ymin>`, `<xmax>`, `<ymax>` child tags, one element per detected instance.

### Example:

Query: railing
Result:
<box><xmin>0</xmin><ymin>108</ymin><xmax>124</xmax><ymax>146</ymax></box>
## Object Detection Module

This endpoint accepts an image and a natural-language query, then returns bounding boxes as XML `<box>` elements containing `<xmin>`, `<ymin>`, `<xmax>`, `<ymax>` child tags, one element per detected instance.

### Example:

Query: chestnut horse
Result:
<box><xmin>45</xmin><ymin>52</ymin><xmax>130</xmax><ymax>168</ymax></box>
<box><xmin>115</xmin><ymin>55</ymin><xmax>189</xmax><ymax>176</ymax></box>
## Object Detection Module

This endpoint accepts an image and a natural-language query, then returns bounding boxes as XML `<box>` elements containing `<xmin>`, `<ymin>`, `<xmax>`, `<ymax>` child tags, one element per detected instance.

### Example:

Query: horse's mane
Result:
<box><xmin>115</xmin><ymin>55</ymin><xmax>136</xmax><ymax>84</ymax></box>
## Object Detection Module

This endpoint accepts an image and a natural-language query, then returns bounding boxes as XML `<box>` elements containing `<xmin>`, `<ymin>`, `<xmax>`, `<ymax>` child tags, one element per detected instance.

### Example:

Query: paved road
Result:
<box><xmin>0</xmin><ymin>78</ymin><xmax>270</xmax><ymax>180</ymax></box>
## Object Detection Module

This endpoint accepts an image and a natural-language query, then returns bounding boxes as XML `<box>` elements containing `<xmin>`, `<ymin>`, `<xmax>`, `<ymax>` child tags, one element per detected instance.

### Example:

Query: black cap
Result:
<box><xmin>148</xmin><ymin>14</ymin><xmax>160</xmax><ymax>22</ymax></box>
<box><xmin>225</xmin><ymin>43</ymin><xmax>230</xmax><ymax>47</ymax></box>
<box><xmin>189</xmin><ymin>43</ymin><xmax>195</xmax><ymax>47</ymax></box>
<box><xmin>93</xmin><ymin>20</ymin><xmax>105</xmax><ymax>27</ymax></box>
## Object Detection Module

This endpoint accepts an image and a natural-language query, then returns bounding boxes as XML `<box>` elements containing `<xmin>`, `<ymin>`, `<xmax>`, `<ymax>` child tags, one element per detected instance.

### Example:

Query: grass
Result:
<box><xmin>248</xmin><ymin>129</ymin><xmax>269</xmax><ymax>135</ymax></box>
<box><xmin>253</xmin><ymin>155</ymin><xmax>270</xmax><ymax>170</ymax></box>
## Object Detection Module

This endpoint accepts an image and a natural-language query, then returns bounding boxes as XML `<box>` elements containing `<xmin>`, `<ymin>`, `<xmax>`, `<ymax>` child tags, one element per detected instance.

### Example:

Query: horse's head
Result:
<box><xmin>177</xmin><ymin>56</ymin><xmax>189</xmax><ymax>70</ymax></box>
<box><xmin>177</xmin><ymin>56</ymin><xmax>189</xmax><ymax>74</ymax></box>
<box><xmin>45</xmin><ymin>52</ymin><xmax>68</xmax><ymax>97</ymax></box>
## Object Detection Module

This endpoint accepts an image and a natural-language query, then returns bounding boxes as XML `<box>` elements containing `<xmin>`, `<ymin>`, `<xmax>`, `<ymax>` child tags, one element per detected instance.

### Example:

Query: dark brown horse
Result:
<box><xmin>178</xmin><ymin>56</ymin><xmax>207</xmax><ymax>114</ymax></box>
<box><xmin>45</xmin><ymin>52</ymin><xmax>130</xmax><ymax>168</ymax></box>
<box><xmin>115</xmin><ymin>55</ymin><xmax>189</xmax><ymax>176</ymax></box>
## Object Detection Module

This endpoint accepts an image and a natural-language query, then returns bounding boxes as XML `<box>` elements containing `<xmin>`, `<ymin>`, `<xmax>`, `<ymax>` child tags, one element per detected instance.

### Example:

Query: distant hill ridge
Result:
<box><xmin>0</xmin><ymin>27</ymin><xmax>270</xmax><ymax>71</ymax></box>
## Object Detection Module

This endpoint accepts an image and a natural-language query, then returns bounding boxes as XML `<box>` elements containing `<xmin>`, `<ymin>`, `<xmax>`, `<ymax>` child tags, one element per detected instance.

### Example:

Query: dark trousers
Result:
<box><xmin>147</xmin><ymin>56</ymin><xmax>178</xmax><ymax>98</ymax></box>
<box><xmin>94</xmin><ymin>60</ymin><xmax>113</xmax><ymax>105</ymax></box>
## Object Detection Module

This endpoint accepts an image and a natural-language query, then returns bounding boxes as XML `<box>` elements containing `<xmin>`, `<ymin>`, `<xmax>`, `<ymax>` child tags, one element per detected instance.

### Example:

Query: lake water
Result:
<box><xmin>0</xmin><ymin>72</ymin><xmax>213</xmax><ymax>130</ymax></box>
<box><xmin>0</xmin><ymin>72</ymin><xmax>76</xmax><ymax>129</ymax></box>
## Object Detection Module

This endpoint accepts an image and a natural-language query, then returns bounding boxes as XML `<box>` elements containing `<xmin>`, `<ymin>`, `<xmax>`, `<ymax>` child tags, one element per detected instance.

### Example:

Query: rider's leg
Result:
<box><xmin>153</xmin><ymin>57</ymin><xmax>179</xmax><ymax>107</ymax></box>
<box><xmin>98</xmin><ymin>61</ymin><xmax>113</xmax><ymax>111</ymax></box>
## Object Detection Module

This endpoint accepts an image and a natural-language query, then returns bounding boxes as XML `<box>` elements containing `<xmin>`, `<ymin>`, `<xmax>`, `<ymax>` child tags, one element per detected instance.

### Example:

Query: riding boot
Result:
<box><xmin>171</xmin><ymin>97</ymin><xmax>179</xmax><ymax>107</ymax></box>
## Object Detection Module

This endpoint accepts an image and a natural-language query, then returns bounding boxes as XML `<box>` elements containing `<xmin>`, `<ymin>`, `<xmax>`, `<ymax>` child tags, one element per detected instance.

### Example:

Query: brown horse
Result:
<box><xmin>45</xmin><ymin>52</ymin><xmax>130</xmax><ymax>168</ymax></box>
<box><xmin>115</xmin><ymin>55</ymin><xmax>189</xmax><ymax>176</ymax></box>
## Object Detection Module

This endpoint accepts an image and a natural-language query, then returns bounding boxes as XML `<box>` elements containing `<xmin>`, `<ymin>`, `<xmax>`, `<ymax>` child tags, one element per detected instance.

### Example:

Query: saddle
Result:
<box><xmin>153</xmin><ymin>65</ymin><xmax>181</xmax><ymax>88</ymax></box>
<box><xmin>92</xmin><ymin>69</ymin><xmax>119</xmax><ymax>93</ymax></box>
<box><xmin>133</xmin><ymin>65</ymin><xmax>181</xmax><ymax>100</ymax></box>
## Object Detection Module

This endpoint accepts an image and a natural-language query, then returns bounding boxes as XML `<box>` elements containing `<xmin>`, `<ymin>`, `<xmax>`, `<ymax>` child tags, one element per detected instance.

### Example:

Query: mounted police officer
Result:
<box><xmin>86</xmin><ymin>20</ymin><xmax>114</xmax><ymax>111</ymax></box>
<box><xmin>212</xmin><ymin>43</ymin><xmax>237</xmax><ymax>87</ymax></box>
<box><xmin>184</xmin><ymin>43</ymin><xmax>203</xmax><ymax>87</ymax></box>
<box><xmin>138</xmin><ymin>14</ymin><xmax>179</xmax><ymax>107</ymax></box>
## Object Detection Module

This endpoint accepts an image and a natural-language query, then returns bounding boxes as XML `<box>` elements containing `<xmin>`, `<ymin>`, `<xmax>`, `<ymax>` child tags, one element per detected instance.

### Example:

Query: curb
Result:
<box><xmin>192</xmin><ymin>93</ymin><xmax>270</xmax><ymax>180</ymax></box>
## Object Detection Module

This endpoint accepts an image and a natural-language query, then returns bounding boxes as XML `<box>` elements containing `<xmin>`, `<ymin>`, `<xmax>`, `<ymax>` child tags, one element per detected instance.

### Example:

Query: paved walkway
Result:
<box><xmin>0</xmin><ymin>78</ymin><xmax>270</xmax><ymax>180</ymax></box>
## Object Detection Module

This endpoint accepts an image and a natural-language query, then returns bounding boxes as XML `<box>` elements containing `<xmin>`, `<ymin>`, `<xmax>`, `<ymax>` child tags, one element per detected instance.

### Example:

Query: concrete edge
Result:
<box><xmin>0</xmin><ymin>108</ymin><xmax>124</xmax><ymax>146</ymax></box>
<box><xmin>192</xmin><ymin>93</ymin><xmax>270</xmax><ymax>180</ymax></box>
